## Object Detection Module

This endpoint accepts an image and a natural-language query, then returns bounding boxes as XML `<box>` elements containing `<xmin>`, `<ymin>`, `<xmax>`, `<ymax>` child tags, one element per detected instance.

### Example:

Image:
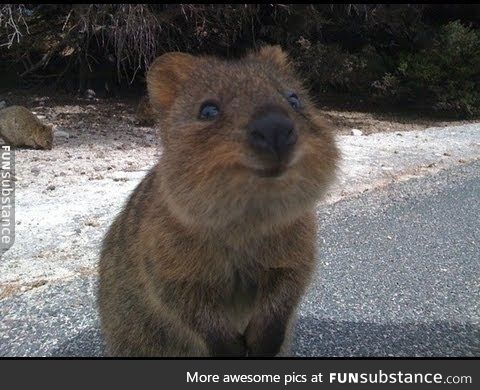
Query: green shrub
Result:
<box><xmin>374</xmin><ymin>21</ymin><xmax>480</xmax><ymax>117</ymax></box>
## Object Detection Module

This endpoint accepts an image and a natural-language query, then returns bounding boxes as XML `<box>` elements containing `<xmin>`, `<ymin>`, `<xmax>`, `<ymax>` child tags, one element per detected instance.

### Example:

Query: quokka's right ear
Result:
<box><xmin>247</xmin><ymin>45</ymin><xmax>292</xmax><ymax>71</ymax></box>
<box><xmin>147</xmin><ymin>52</ymin><xmax>197</xmax><ymax>114</ymax></box>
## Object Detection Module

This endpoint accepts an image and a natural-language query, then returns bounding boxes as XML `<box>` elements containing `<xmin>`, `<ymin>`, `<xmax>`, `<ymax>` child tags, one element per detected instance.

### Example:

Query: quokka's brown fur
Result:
<box><xmin>98</xmin><ymin>45</ymin><xmax>339</xmax><ymax>357</ymax></box>
<box><xmin>135</xmin><ymin>95</ymin><xmax>156</xmax><ymax>126</ymax></box>
<box><xmin>0</xmin><ymin>106</ymin><xmax>53</xmax><ymax>149</ymax></box>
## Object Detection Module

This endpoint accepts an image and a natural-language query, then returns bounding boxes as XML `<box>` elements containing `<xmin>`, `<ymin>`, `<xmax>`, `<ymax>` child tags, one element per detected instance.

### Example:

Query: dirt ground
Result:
<box><xmin>320</xmin><ymin>109</ymin><xmax>474</xmax><ymax>135</ymax></box>
<box><xmin>1</xmin><ymin>90</ymin><xmax>160</xmax><ymax>187</ymax></box>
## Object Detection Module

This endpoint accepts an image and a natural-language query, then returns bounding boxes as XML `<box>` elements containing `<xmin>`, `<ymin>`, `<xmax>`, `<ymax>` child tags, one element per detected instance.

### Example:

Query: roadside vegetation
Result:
<box><xmin>1</xmin><ymin>4</ymin><xmax>479</xmax><ymax>117</ymax></box>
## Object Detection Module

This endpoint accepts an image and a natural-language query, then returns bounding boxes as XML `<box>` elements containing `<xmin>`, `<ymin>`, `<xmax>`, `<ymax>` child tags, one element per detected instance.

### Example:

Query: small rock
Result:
<box><xmin>85</xmin><ymin>218</ymin><xmax>100</xmax><ymax>227</ymax></box>
<box><xmin>31</xmin><ymin>167</ymin><xmax>40</xmax><ymax>174</ymax></box>
<box><xmin>85</xmin><ymin>89</ymin><xmax>96</xmax><ymax>99</ymax></box>
<box><xmin>0</xmin><ymin>100</ymin><xmax>6</xmax><ymax>109</ymax></box>
<box><xmin>89</xmin><ymin>174</ymin><xmax>104</xmax><ymax>180</ymax></box>
<box><xmin>351</xmin><ymin>128</ymin><xmax>363</xmax><ymax>136</ymax></box>
<box><xmin>54</xmin><ymin>130</ymin><xmax>70</xmax><ymax>139</ymax></box>
<box><xmin>37</xmin><ymin>250</ymin><xmax>52</xmax><ymax>258</ymax></box>
<box><xmin>443</xmin><ymin>152</ymin><xmax>451</xmax><ymax>156</ymax></box>
<box><xmin>395</xmin><ymin>132</ymin><xmax>403</xmax><ymax>136</ymax></box>
<box><xmin>46</xmin><ymin>184</ymin><xmax>56</xmax><ymax>191</ymax></box>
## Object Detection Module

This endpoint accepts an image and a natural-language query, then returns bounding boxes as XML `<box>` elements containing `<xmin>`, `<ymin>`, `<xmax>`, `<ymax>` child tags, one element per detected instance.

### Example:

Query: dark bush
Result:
<box><xmin>0</xmin><ymin>4</ymin><xmax>479</xmax><ymax>118</ymax></box>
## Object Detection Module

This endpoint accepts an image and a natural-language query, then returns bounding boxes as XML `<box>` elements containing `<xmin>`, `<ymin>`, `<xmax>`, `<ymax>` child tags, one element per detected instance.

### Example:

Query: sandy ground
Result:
<box><xmin>321</xmin><ymin>108</ymin><xmax>474</xmax><ymax>135</ymax></box>
<box><xmin>0</xmin><ymin>94</ymin><xmax>479</xmax><ymax>298</ymax></box>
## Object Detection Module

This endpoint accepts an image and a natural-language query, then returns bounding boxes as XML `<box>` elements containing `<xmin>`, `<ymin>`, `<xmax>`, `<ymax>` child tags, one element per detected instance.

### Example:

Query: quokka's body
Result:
<box><xmin>0</xmin><ymin>105</ymin><xmax>53</xmax><ymax>149</ymax></box>
<box><xmin>98</xmin><ymin>46</ymin><xmax>339</xmax><ymax>357</ymax></box>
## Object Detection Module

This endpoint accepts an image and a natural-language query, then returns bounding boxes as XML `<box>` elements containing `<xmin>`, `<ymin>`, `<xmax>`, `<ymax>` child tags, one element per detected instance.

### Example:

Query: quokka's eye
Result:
<box><xmin>287</xmin><ymin>93</ymin><xmax>301</xmax><ymax>110</ymax></box>
<box><xmin>199</xmin><ymin>101</ymin><xmax>220</xmax><ymax>120</ymax></box>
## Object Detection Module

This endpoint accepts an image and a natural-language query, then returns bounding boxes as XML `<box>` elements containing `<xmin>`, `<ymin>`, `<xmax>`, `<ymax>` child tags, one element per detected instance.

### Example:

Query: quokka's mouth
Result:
<box><xmin>253</xmin><ymin>164</ymin><xmax>288</xmax><ymax>178</ymax></box>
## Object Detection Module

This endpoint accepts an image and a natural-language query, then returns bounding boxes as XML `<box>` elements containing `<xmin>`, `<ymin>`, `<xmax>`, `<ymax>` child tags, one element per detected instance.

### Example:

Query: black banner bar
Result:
<box><xmin>0</xmin><ymin>359</ymin><xmax>477</xmax><ymax>389</ymax></box>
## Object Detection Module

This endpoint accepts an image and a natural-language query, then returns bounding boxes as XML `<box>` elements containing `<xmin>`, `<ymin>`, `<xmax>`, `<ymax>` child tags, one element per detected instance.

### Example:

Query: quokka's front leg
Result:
<box><xmin>161</xmin><ymin>280</ymin><xmax>248</xmax><ymax>357</ymax></box>
<box><xmin>244</xmin><ymin>267</ymin><xmax>310</xmax><ymax>357</ymax></box>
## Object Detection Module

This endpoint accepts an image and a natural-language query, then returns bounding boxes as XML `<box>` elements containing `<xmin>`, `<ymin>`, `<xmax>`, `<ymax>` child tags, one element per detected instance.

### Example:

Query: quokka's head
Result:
<box><xmin>147</xmin><ymin>45</ymin><xmax>339</xmax><ymax>232</ymax></box>
<box><xmin>32</xmin><ymin>123</ymin><xmax>53</xmax><ymax>150</ymax></box>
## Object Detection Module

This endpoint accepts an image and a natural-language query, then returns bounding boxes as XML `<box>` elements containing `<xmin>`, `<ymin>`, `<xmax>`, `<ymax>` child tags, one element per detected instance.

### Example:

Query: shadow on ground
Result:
<box><xmin>293</xmin><ymin>314</ymin><xmax>480</xmax><ymax>357</ymax></box>
<box><xmin>48</xmin><ymin>315</ymin><xmax>480</xmax><ymax>357</ymax></box>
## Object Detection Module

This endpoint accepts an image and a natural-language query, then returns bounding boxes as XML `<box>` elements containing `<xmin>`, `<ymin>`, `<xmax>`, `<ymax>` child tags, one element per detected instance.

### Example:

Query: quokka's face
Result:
<box><xmin>33</xmin><ymin>125</ymin><xmax>53</xmax><ymax>150</ymax></box>
<box><xmin>148</xmin><ymin>46</ymin><xmax>339</xmax><ymax>230</ymax></box>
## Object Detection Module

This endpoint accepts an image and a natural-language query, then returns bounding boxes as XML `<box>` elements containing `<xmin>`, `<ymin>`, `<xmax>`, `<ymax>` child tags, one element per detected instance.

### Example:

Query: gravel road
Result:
<box><xmin>295</xmin><ymin>159</ymin><xmax>479</xmax><ymax>357</ymax></box>
<box><xmin>1</xmin><ymin>160</ymin><xmax>478</xmax><ymax>357</ymax></box>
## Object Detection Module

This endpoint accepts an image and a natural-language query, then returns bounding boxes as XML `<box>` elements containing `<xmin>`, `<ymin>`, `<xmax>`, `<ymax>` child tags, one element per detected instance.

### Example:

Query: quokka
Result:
<box><xmin>98</xmin><ymin>45</ymin><xmax>339</xmax><ymax>357</ymax></box>
<box><xmin>135</xmin><ymin>95</ymin><xmax>156</xmax><ymax>126</ymax></box>
<box><xmin>0</xmin><ymin>106</ymin><xmax>53</xmax><ymax>149</ymax></box>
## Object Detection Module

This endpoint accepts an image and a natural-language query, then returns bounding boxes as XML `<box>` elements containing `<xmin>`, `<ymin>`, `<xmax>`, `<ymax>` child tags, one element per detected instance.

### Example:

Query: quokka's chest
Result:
<box><xmin>220</xmin><ymin>267</ymin><xmax>261</xmax><ymax>332</ymax></box>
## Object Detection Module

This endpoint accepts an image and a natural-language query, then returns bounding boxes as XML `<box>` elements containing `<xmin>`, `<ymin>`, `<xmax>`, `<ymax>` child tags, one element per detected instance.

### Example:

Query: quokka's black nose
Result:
<box><xmin>248</xmin><ymin>107</ymin><xmax>297</xmax><ymax>161</ymax></box>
